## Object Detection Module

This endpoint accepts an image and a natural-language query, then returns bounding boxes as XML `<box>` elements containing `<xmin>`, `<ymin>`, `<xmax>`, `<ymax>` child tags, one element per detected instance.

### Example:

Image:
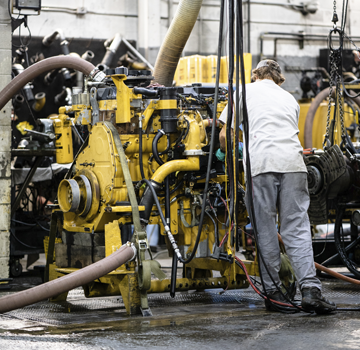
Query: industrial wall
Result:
<box><xmin>23</xmin><ymin>1</ymin><xmax>360</xmax><ymax>94</ymax></box>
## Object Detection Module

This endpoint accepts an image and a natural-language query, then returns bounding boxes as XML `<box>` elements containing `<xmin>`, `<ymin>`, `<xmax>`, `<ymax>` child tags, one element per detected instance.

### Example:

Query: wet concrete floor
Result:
<box><xmin>0</xmin><ymin>259</ymin><xmax>360</xmax><ymax>349</ymax></box>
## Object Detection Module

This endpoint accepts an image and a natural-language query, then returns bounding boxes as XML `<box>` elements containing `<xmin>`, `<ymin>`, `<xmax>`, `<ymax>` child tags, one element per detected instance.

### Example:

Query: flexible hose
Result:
<box><xmin>276</xmin><ymin>233</ymin><xmax>360</xmax><ymax>286</ymax></box>
<box><xmin>153</xmin><ymin>0</ymin><xmax>203</xmax><ymax>86</ymax></box>
<box><xmin>303</xmin><ymin>87</ymin><xmax>333</xmax><ymax>149</ymax></box>
<box><xmin>0</xmin><ymin>244</ymin><xmax>136</xmax><ymax>314</ymax></box>
<box><xmin>153</xmin><ymin>130</ymin><xmax>166</xmax><ymax>166</ymax></box>
<box><xmin>0</xmin><ymin>56</ymin><xmax>96</xmax><ymax>111</ymax></box>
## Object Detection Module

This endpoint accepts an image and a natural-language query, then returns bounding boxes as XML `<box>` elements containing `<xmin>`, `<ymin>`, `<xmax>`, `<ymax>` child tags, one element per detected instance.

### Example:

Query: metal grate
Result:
<box><xmin>2</xmin><ymin>282</ymin><xmax>360</xmax><ymax>326</ymax></box>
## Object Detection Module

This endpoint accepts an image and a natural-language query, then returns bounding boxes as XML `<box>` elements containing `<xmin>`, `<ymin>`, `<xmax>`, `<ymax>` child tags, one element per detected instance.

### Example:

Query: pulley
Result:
<box><xmin>58</xmin><ymin>174</ymin><xmax>92</xmax><ymax>217</ymax></box>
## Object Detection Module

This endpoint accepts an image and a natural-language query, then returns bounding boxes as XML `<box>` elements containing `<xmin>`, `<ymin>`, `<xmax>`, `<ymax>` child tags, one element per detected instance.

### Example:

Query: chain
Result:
<box><xmin>323</xmin><ymin>50</ymin><xmax>336</xmax><ymax>149</ymax></box>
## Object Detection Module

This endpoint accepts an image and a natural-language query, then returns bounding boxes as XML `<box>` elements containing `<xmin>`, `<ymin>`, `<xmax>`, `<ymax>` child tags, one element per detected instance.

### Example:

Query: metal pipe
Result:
<box><xmin>101</xmin><ymin>33</ymin><xmax>122</xmax><ymax>68</ymax></box>
<box><xmin>0</xmin><ymin>243</ymin><xmax>136</xmax><ymax>313</ymax></box>
<box><xmin>121</xmin><ymin>37</ymin><xmax>154</xmax><ymax>71</ymax></box>
<box><xmin>0</xmin><ymin>56</ymin><xmax>99</xmax><ymax>111</ymax></box>
<box><xmin>152</xmin><ymin>157</ymin><xmax>199</xmax><ymax>184</ymax></box>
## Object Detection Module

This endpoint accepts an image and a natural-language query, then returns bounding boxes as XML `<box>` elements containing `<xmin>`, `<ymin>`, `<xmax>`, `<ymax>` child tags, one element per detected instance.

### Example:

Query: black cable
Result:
<box><xmin>139</xmin><ymin>122</ymin><xmax>146</xmax><ymax>179</ymax></box>
<box><xmin>152</xmin><ymin>130</ymin><xmax>165</xmax><ymax>166</ymax></box>
<box><xmin>226</xmin><ymin>0</ymin><xmax>235</xmax><ymax>236</ymax></box>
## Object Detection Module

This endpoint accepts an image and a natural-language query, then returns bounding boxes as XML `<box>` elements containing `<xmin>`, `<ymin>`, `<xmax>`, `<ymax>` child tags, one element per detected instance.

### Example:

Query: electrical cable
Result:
<box><xmin>139</xmin><ymin>120</ymin><xmax>146</xmax><ymax>179</ymax></box>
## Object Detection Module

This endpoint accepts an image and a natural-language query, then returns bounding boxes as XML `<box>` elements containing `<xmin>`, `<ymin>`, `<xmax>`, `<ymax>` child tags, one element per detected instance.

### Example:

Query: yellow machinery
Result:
<box><xmin>298</xmin><ymin>85</ymin><xmax>360</xmax><ymax>150</ymax></box>
<box><xmin>174</xmin><ymin>54</ymin><xmax>252</xmax><ymax>86</ymax></box>
<box><xmin>46</xmin><ymin>67</ymin><xmax>259</xmax><ymax>316</ymax></box>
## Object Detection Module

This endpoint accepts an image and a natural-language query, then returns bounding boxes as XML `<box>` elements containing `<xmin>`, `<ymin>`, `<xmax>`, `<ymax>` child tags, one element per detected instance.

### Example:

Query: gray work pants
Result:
<box><xmin>245</xmin><ymin>172</ymin><xmax>322</xmax><ymax>292</ymax></box>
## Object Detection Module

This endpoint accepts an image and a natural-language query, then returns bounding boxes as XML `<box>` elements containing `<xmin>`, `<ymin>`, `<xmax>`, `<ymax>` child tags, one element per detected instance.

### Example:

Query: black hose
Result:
<box><xmin>226</xmin><ymin>0</ymin><xmax>235</xmax><ymax>237</ymax></box>
<box><xmin>139</xmin><ymin>122</ymin><xmax>146</xmax><ymax>179</ymax></box>
<box><xmin>153</xmin><ymin>130</ymin><xmax>166</xmax><ymax>166</ymax></box>
<box><xmin>170</xmin><ymin>251</ymin><xmax>178</xmax><ymax>298</ymax></box>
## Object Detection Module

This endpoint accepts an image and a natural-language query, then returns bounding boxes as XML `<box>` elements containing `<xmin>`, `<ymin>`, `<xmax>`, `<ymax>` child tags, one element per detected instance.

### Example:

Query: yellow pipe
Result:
<box><xmin>152</xmin><ymin>157</ymin><xmax>199</xmax><ymax>183</ymax></box>
<box><xmin>32</xmin><ymin>92</ymin><xmax>46</xmax><ymax>112</ymax></box>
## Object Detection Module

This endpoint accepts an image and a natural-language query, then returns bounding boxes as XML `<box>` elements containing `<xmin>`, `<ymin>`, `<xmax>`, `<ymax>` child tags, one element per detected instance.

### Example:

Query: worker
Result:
<box><xmin>218</xmin><ymin>59</ymin><xmax>336</xmax><ymax>314</ymax></box>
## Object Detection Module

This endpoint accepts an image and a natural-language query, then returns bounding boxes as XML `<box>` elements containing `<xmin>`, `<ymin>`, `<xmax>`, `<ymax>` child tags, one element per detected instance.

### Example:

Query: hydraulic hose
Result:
<box><xmin>0</xmin><ymin>243</ymin><xmax>136</xmax><ymax>314</ymax></box>
<box><xmin>153</xmin><ymin>0</ymin><xmax>203</xmax><ymax>86</ymax></box>
<box><xmin>153</xmin><ymin>130</ymin><xmax>166</xmax><ymax>166</ymax></box>
<box><xmin>0</xmin><ymin>56</ymin><xmax>98</xmax><ymax>111</ymax></box>
<box><xmin>276</xmin><ymin>233</ymin><xmax>360</xmax><ymax>285</ymax></box>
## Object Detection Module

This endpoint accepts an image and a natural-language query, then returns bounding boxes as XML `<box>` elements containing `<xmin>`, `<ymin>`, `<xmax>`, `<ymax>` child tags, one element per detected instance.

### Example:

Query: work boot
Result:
<box><xmin>301</xmin><ymin>287</ymin><xmax>337</xmax><ymax>314</ymax></box>
<box><xmin>265</xmin><ymin>290</ymin><xmax>296</xmax><ymax>312</ymax></box>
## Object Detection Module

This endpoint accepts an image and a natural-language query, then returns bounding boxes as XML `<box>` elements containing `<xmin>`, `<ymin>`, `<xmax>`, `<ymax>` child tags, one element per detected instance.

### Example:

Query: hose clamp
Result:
<box><xmin>89</xmin><ymin>68</ymin><xmax>106</xmax><ymax>82</ymax></box>
<box><xmin>126</xmin><ymin>242</ymin><xmax>137</xmax><ymax>262</ymax></box>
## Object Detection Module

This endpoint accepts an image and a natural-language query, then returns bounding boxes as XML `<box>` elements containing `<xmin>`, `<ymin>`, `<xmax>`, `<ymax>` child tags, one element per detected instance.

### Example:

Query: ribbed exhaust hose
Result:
<box><xmin>0</xmin><ymin>56</ymin><xmax>96</xmax><ymax>111</ymax></box>
<box><xmin>0</xmin><ymin>244</ymin><xmax>136</xmax><ymax>314</ymax></box>
<box><xmin>153</xmin><ymin>0</ymin><xmax>203</xmax><ymax>86</ymax></box>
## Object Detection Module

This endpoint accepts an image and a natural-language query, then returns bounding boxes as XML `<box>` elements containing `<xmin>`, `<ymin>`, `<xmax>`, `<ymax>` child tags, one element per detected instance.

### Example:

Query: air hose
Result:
<box><xmin>0</xmin><ymin>56</ymin><xmax>104</xmax><ymax>111</ymax></box>
<box><xmin>0</xmin><ymin>243</ymin><xmax>136</xmax><ymax>314</ymax></box>
<box><xmin>153</xmin><ymin>0</ymin><xmax>203</xmax><ymax>86</ymax></box>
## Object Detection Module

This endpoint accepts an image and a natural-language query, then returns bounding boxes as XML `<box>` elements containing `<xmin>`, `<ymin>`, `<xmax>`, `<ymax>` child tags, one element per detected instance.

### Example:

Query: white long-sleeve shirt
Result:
<box><xmin>219</xmin><ymin>79</ymin><xmax>307</xmax><ymax>177</ymax></box>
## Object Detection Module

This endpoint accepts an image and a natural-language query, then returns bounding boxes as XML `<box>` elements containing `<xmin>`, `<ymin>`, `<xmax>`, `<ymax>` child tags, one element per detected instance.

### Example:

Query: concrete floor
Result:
<box><xmin>0</xmin><ymin>255</ymin><xmax>360</xmax><ymax>349</ymax></box>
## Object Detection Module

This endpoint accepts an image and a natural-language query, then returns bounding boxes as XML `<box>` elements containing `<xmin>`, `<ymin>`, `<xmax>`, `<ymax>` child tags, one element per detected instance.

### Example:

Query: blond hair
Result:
<box><xmin>251</xmin><ymin>60</ymin><xmax>285</xmax><ymax>85</ymax></box>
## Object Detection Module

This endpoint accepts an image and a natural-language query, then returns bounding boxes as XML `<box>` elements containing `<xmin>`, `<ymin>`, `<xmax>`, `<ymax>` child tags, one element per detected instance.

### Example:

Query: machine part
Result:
<box><xmin>74</xmin><ymin>174</ymin><xmax>93</xmax><ymax>217</ymax></box>
<box><xmin>121</xmin><ymin>37</ymin><xmax>154</xmax><ymax>71</ymax></box>
<box><xmin>55</xmin><ymin>89</ymin><xmax>68</xmax><ymax>106</ymax></box>
<box><xmin>0</xmin><ymin>56</ymin><xmax>96</xmax><ymax>111</ymax></box>
<box><xmin>158</xmin><ymin>88</ymin><xmax>178</xmax><ymax>133</ymax></box>
<box><xmin>12</xmin><ymin>63</ymin><xmax>35</xmax><ymax>101</ymax></box>
<box><xmin>23</xmin><ymin>128</ymin><xmax>55</xmax><ymax>143</ymax></box>
<box><xmin>153</xmin><ymin>0</ymin><xmax>203</xmax><ymax>86</ymax></box>
<box><xmin>44</xmin><ymin>69</ymin><xmax>60</xmax><ymax>86</ymax></box>
<box><xmin>352</xmin><ymin>210</ymin><xmax>360</xmax><ymax>226</ymax></box>
<box><xmin>50</xmin><ymin>114</ymin><xmax>74</xmax><ymax>164</ymax></box>
<box><xmin>12</xmin><ymin>94</ymin><xmax>24</xmax><ymax>110</ymax></box>
<box><xmin>89</xmin><ymin>87</ymin><xmax>99</xmax><ymax>124</ymax></box>
<box><xmin>101</xmin><ymin>33</ymin><xmax>122</xmax><ymax>68</ymax></box>
<box><xmin>88</xmin><ymin>68</ymin><xmax>106</xmax><ymax>83</ymax></box>
<box><xmin>32</xmin><ymin>92</ymin><xmax>46</xmax><ymax>112</ymax></box>
<box><xmin>42</xmin><ymin>29</ymin><xmax>70</xmax><ymax>55</ymax></box>
<box><xmin>0</xmin><ymin>243</ymin><xmax>136</xmax><ymax>314</ymax></box>
<box><xmin>304</xmin><ymin>145</ymin><xmax>350</xmax><ymax>224</ymax></box>
<box><xmin>81</xmin><ymin>50</ymin><xmax>95</xmax><ymax>62</ymax></box>
<box><xmin>334</xmin><ymin>207</ymin><xmax>360</xmax><ymax>278</ymax></box>
<box><xmin>58</xmin><ymin>179</ymin><xmax>81</xmax><ymax>212</ymax></box>
<box><xmin>307</xmin><ymin>165</ymin><xmax>323</xmax><ymax>195</ymax></box>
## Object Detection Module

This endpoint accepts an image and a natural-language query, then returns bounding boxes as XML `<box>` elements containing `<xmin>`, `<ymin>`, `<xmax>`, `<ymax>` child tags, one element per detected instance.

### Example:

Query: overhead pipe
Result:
<box><xmin>0</xmin><ymin>56</ymin><xmax>104</xmax><ymax>111</ymax></box>
<box><xmin>153</xmin><ymin>0</ymin><xmax>203</xmax><ymax>86</ymax></box>
<box><xmin>42</xmin><ymin>28</ymin><xmax>70</xmax><ymax>55</ymax></box>
<box><xmin>100</xmin><ymin>33</ymin><xmax>122</xmax><ymax>69</ymax></box>
<box><xmin>0</xmin><ymin>243</ymin><xmax>136</xmax><ymax>314</ymax></box>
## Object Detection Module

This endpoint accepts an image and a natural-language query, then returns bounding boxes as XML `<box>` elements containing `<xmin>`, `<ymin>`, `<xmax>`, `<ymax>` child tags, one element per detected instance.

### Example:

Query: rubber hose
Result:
<box><xmin>170</xmin><ymin>251</ymin><xmax>178</xmax><ymax>298</ymax></box>
<box><xmin>153</xmin><ymin>130</ymin><xmax>165</xmax><ymax>166</ymax></box>
<box><xmin>304</xmin><ymin>87</ymin><xmax>334</xmax><ymax>149</ymax></box>
<box><xmin>277</xmin><ymin>233</ymin><xmax>360</xmax><ymax>286</ymax></box>
<box><xmin>0</xmin><ymin>244</ymin><xmax>135</xmax><ymax>314</ymax></box>
<box><xmin>0</xmin><ymin>56</ymin><xmax>95</xmax><ymax>111</ymax></box>
<box><xmin>153</xmin><ymin>0</ymin><xmax>203</xmax><ymax>86</ymax></box>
